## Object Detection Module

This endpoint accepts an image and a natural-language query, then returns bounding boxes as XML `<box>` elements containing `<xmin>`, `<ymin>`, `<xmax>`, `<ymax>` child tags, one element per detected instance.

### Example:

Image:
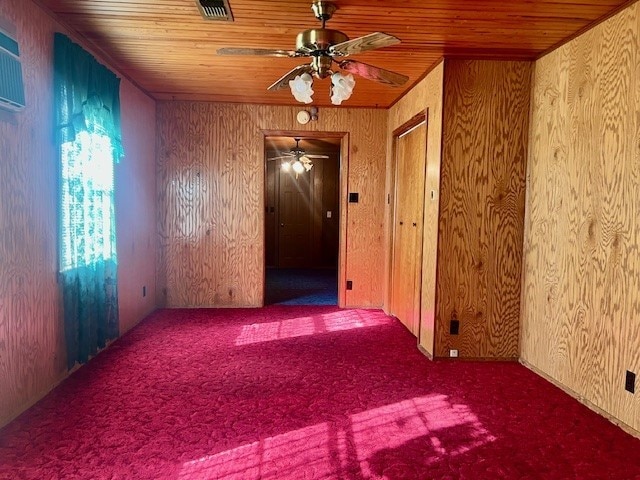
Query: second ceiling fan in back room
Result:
<box><xmin>269</xmin><ymin>138</ymin><xmax>329</xmax><ymax>175</ymax></box>
<box><xmin>217</xmin><ymin>0</ymin><xmax>409</xmax><ymax>105</ymax></box>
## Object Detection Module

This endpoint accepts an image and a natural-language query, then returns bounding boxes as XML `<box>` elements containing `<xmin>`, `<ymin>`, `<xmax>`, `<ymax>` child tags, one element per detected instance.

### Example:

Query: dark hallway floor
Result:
<box><xmin>265</xmin><ymin>268</ymin><xmax>338</xmax><ymax>305</ymax></box>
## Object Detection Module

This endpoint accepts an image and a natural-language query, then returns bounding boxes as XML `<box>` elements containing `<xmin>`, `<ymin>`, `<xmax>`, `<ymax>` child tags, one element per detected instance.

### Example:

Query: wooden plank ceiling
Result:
<box><xmin>36</xmin><ymin>0</ymin><xmax>630</xmax><ymax>108</ymax></box>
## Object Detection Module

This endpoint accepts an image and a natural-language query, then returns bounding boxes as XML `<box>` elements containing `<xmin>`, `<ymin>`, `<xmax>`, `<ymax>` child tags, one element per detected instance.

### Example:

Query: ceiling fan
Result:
<box><xmin>217</xmin><ymin>0</ymin><xmax>408</xmax><ymax>104</ymax></box>
<box><xmin>269</xmin><ymin>138</ymin><xmax>329</xmax><ymax>174</ymax></box>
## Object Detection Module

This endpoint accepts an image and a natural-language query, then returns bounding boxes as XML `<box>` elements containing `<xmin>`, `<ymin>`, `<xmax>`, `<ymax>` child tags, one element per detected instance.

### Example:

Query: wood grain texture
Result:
<box><xmin>436</xmin><ymin>60</ymin><xmax>531</xmax><ymax>359</ymax></box>
<box><xmin>34</xmin><ymin>0</ymin><xmax>629</xmax><ymax>107</ymax></box>
<box><xmin>0</xmin><ymin>0</ymin><xmax>62</xmax><ymax>428</ymax></box>
<box><xmin>156</xmin><ymin>103</ymin><xmax>387</xmax><ymax>308</ymax></box>
<box><xmin>0</xmin><ymin>0</ymin><xmax>157</xmax><ymax>428</ymax></box>
<box><xmin>522</xmin><ymin>360</ymin><xmax>640</xmax><ymax>438</ymax></box>
<box><xmin>522</xmin><ymin>1</ymin><xmax>640</xmax><ymax>432</ymax></box>
<box><xmin>390</xmin><ymin>123</ymin><xmax>426</xmax><ymax>336</ymax></box>
<box><xmin>387</xmin><ymin>62</ymin><xmax>444</xmax><ymax>356</ymax></box>
<box><xmin>116</xmin><ymin>83</ymin><xmax>158</xmax><ymax>333</ymax></box>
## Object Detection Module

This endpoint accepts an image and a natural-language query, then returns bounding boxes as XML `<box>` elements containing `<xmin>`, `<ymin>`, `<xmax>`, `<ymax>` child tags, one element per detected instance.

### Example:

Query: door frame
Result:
<box><xmin>262</xmin><ymin>130</ymin><xmax>349</xmax><ymax>307</ymax></box>
<box><xmin>387</xmin><ymin>112</ymin><xmax>428</xmax><ymax>336</ymax></box>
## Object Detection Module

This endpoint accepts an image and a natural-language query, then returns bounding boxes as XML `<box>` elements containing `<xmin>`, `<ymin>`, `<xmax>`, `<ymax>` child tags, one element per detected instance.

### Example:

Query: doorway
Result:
<box><xmin>264</xmin><ymin>135</ymin><xmax>341</xmax><ymax>305</ymax></box>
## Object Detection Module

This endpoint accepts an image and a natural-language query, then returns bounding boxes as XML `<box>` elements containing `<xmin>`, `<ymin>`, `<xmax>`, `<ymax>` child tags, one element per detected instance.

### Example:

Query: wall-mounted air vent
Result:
<box><xmin>196</xmin><ymin>0</ymin><xmax>234</xmax><ymax>21</ymax></box>
<box><xmin>0</xmin><ymin>21</ymin><xmax>25</xmax><ymax>112</ymax></box>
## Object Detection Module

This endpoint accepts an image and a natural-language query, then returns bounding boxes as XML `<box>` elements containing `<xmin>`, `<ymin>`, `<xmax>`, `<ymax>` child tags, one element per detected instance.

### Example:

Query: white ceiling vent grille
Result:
<box><xmin>196</xmin><ymin>0</ymin><xmax>234</xmax><ymax>21</ymax></box>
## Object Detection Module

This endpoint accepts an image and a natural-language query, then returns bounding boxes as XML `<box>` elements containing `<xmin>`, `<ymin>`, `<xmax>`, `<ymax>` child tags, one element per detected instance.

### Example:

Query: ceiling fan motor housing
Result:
<box><xmin>296</xmin><ymin>29</ymin><xmax>348</xmax><ymax>78</ymax></box>
<box><xmin>296</xmin><ymin>29</ymin><xmax>348</xmax><ymax>53</ymax></box>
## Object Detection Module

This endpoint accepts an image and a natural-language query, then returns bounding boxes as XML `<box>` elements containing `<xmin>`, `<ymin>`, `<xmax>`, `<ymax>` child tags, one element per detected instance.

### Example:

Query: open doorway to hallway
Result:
<box><xmin>264</xmin><ymin>135</ymin><xmax>341</xmax><ymax>305</ymax></box>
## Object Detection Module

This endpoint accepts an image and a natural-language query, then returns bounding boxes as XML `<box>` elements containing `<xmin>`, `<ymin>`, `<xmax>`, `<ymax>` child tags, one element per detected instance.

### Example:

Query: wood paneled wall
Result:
<box><xmin>0</xmin><ymin>0</ymin><xmax>157</xmax><ymax>428</ymax></box>
<box><xmin>156</xmin><ymin>103</ymin><xmax>387</xmax><ymax>308</ymax></box>
<box><xmin>436</xmin><ymin>60</ymin><xmax>531</xmax><ymax>359</ymax></box>
<box><xmin>522</xmin><ymin>1</ymin><xmax>640</xmax><ymax>432</ymax></box>
<box><xmin>387</xmin><ymin>60</ymin><xmax>529</xmax><ymax>359</ymax></box>
<box><xmin>116</xmin><ymin>81</ymin><xmax>158</xmax><ymax>334</ymax></box>
<box><xmin>388</xmin><ymin>62</ymin><xmax>445</xmax><ymax>357</ymax></box>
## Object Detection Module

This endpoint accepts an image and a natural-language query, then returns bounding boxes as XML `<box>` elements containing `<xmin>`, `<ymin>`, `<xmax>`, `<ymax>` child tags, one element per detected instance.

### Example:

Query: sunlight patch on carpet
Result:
<box><xmin>179</xmin><ymin>423</ymin><xmax>332</xmax><ymax>480</ymax></box>
<box><xmin>179</xmin><ymin>394</ymin><xmax>494</xmax><ymax>480</ymax></box>
<box><xmin>235</xmin><ymin>310</ymin><xmax>392</xmax><ymax>346</ymax></box>
<box><xmin>352</xmin><ymin>395</ymin><xmax>496</xmax><ymax>478</ymax></box>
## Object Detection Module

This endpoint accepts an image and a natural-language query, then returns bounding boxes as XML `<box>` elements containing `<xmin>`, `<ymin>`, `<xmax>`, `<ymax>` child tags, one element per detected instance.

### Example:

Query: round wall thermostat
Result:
<box><xmin>297</xmin><ymin>110</ymin><xmax>311</xmax><ymax>124</ymax></box>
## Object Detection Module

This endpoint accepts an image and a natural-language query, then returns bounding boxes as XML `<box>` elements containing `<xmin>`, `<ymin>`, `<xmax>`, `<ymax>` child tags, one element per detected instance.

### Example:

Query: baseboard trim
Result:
<box><xmin>434</xmin><ymin>356</ymin><xmax>520</xmax><ymax>362</ymax></box>
<box><xmin>0</xmin><ymin>367</ymin><xmax>73</xmax><ymax>428</ymax></box>
<box><xmin>1</xmin><ymin>307</ymin><xmax>158</xmax><ymax>429</ymax></box>
<box><xmin>520</xmin><ymin>359</ymin><xmax>640</xmax><ymax>439</ymax></box>
<box><xmin>417</xmin><ymin>344</ymin><xmax>433</xmax><ymax>360</ymax></box>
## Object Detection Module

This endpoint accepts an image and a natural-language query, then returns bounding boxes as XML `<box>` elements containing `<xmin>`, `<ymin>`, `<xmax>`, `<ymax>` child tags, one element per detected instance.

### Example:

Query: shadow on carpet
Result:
<box><xmin>265</xmin><ymin>268</ymin><xmax>337</xmax><ymax>305</ymax></box>
<box><xmin>1</xmin><ymin>306</ymin><xmax>640</xmax><ymax>480</ymax></box>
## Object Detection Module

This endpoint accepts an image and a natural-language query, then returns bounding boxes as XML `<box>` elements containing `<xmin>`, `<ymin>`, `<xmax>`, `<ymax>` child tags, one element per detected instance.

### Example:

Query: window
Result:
<box><xmin>59</xmin><ymin>130</ymin><xmax>116</xmax><ymax>271</ymax></box>
<box><xmin>54</xmin><ymin>32</ymin><xmax>123</xmax><ymax>367</ymax></box>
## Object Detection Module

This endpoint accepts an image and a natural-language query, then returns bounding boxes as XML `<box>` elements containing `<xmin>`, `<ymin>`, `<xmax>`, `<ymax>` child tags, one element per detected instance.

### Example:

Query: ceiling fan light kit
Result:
<box><xmin>289</xmin><ymin>73</ymin><xmax>314</xmax><ymax>104</ymax></box>
<box><xmin>330</xmin><ymin>72</ymin><xmax>355</xmax><ymax>105</ymax></box>
<box><xmin>217</xmin><ymin>0</ymin><xmax>408</xmax><ymax>106</ymax></box>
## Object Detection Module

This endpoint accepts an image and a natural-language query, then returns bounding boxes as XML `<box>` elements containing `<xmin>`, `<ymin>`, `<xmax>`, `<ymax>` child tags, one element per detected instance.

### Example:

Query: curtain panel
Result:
<box><xmin>54</xmin><ymin>33</ymin><xmax>123</xmax><ymax>369</ymax></box>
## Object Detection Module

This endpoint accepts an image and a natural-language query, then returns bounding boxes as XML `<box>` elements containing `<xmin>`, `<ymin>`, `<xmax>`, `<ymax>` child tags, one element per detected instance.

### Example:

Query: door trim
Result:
<box><xmin>387</xmin><ymin>112</ymin><xmax>428</xmax><ymax>337</ymax></box>
<box><xmin>262</xmin><ymin>130</ymin><xmax>348</xmax><ymax>307</ymax></box>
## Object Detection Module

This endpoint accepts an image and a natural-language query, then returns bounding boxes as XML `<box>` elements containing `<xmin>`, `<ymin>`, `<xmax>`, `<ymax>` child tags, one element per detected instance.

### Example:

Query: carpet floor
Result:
<box><xmin>1</xmin><ymin>306</ymin><xmax>639</xmax><ymax>479</ymax></box>
<box><xmin>265</xmin><ymin>268</ymin><xmax>338</xmax><ymax>305</ymax></box>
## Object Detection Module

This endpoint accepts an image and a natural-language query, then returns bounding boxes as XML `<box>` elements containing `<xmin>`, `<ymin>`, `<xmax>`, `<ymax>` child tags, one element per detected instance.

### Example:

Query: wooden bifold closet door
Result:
<box><xmin>390</xmin><ymin>122</ymin><xmax>427</xmax><ymax>336</ymax></box>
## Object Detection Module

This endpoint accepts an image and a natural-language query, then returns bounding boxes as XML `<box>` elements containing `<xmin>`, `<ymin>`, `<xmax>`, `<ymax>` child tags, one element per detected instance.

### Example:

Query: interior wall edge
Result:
<box><xmin>0</xmin><ymin>370</ymin><xmax>67</xmax><ymax>428</ymax></box>
<box><xmin>521</xmin><ymin>0</ymin><xmax>640</xmax><ymax>432</ymax></box>
<box><xmin>0</xmin><ymin>0</ymin><xmax>158</xmax><ymax>430</ymax></box>
<box><xmin>521</xmin><ymin>359</ymin><xmax>640</xmax><ymax>439</ymax></box>
<box><xmin>156</xmin><ymin>102</ymin><xmax>387</xmax><ymax>308</ymax></box>
<box><xmin>386</xmin><ymin>62</ymin><xmax>445</xmax><ymax>357</ymax></box>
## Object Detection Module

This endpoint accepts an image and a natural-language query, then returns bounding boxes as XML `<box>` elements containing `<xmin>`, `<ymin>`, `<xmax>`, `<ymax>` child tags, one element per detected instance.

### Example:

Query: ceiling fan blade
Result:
<box><xmin>268</xmin><ymin>64</ymin><xmax>313</xmax><ymax>91</ymax></box>
<box><xmin>304</xmin><ymin>154</ymin><xmax>330</xmax><ymax>159</ymax></box>
<box><xmin>338</xmin><ymin>60</ymin><xmax>409</xmax><ymax>87</ymax></box>
<box><xmin>269</xmin><ymin>155</ymin><xmax>295</xmax><ymax>160</ymax></box>
<box><xmin>330</xmin><ymin>32</ymin><xmax>400</xmax><ymax>56</ymax></box>
<box><xmin>217</xmin><ymin>47</ymin><xmax>300</xmax><ymax>58</ymax></box>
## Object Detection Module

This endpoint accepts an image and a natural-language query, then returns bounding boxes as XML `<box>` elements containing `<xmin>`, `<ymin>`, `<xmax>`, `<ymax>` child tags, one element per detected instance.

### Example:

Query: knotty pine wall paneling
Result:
<box><xmin>0</xmin><ymin>0</ymin><xmax>157</xmax><ymax>428</ymax></box>
<box><xmin>436</xmin><ymin>60</ymin><xmax>531</xmax><ymax>359</ymax></box>
<box><xmin>521</xmin><ymin>1</ymin><xmax>640</xmax><ymax>432</ymax></box>
<box><xmin>387</xmin><ymin>61</ymin><xmax>445</xmax><ymax>357</ymax></box>
<box><xmin>156</xmin><ymin>104</ymin><xmax>387</xmax><ymax>308</ymax></box>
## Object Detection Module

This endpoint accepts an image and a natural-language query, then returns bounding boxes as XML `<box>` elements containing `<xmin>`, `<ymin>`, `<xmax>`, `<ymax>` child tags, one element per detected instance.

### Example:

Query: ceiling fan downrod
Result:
<box><xmin>311</xmin><ymin>1</ymin><xmax>337</xmax><ymax>23</ymax></box>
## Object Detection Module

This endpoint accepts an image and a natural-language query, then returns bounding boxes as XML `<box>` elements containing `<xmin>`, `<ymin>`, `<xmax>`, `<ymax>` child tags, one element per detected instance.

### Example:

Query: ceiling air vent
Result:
<box><xmin>196</xmin><ymin>0</ymin><xmax>234</xmax><ymax>21</ymax></box>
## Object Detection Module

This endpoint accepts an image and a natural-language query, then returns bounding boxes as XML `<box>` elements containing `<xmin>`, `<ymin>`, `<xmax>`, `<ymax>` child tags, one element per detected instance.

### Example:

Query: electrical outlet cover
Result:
<box><xmin>450</xmin><ymin>349</ymin><xmax>459</xmax><ymax>358</ymax></box>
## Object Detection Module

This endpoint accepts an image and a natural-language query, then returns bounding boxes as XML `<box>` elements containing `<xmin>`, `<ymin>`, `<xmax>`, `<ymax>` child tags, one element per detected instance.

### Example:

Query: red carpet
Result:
<box><xmin>1</xmin><ymin>306</ymin><xmax>639</xmax><ymax>479</ymax></box>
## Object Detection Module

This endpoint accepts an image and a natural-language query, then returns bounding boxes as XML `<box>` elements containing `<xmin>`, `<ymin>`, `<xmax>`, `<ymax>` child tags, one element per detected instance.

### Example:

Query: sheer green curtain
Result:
<box><xmin>54</xmin><ymin>33</ymin><xmax>124</xmax><ymax>369</ymax></box>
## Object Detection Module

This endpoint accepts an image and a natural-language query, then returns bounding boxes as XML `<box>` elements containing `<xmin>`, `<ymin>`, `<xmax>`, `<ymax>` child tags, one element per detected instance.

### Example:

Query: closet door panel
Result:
<box><xmin>391</xmin><ymin>122</ymin><xmax>427</xmax><ymax>336</ymax></box>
